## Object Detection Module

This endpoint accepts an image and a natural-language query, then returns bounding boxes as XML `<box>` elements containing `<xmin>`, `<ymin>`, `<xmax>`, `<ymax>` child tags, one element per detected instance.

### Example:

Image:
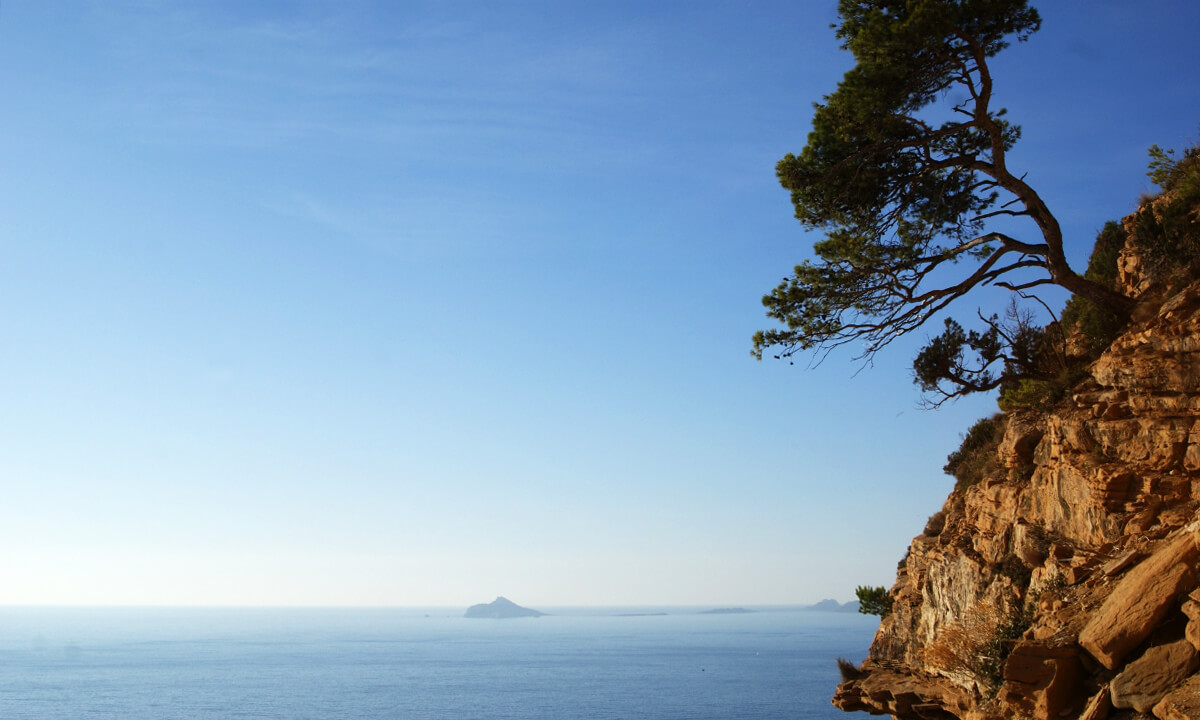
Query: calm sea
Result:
<box><xmin>0</xmin><ymin>607</ymin><xmax>876</xmax><ymax>719</ymax></box>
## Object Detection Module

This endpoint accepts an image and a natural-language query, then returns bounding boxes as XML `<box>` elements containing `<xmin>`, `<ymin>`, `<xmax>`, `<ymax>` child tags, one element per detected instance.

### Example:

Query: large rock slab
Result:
<box><xmin>1079</xmin><ymin>529</ymin><xmax>1200</xmax><ymax>669</ymax></box>
<box><xmin>1110</xmin><ymin>639</ymin><xmax>1199</xmax><ymax>713</ymax></box>
<box><xmin>1153</xmin><ymin>673</ymin><xmax>1200</xmax><ymax>720</ymax></box>
<box><xmin>833</xmin><ymin>665</ymin><xmax>971</xmax><ymax>720</ymax></box>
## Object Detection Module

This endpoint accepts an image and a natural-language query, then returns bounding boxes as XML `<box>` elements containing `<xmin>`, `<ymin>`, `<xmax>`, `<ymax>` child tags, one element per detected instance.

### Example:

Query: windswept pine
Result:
<box><xmin>755</xmin><ymin>0</ymin><xmax>1136</xmax><ymax>403</ymax></box>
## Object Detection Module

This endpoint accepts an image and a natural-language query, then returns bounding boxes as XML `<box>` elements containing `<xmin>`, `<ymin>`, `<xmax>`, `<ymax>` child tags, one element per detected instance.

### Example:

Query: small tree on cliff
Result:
<box><xmin>855</xmin><ymin>585</ymin><xmax>892</xmax><ymax>617</ymax></box>
<box><xmin>753</xmin><ymin>0</ymin><xmax>1132</xmax><ymax>397</ymax></box>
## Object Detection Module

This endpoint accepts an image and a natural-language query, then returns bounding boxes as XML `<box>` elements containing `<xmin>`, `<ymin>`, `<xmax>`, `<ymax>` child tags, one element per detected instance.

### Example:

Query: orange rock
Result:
<box><xmin>1110</xmin><ymin>639</ymin><xmax>1199</xmax><ymax>712</ymax></box>
<box><xmin>1078</xmin><ymin>529</ymin><xmax>1200</xmax><ymax>670</ymax></box>
<box><xmin>1153</xmin><ymin>673</ymin><xmax>1200</xmax><ymax>720</ymax></box>
<box><xmin>1001</xmin><ymin>641</ymin><xmax>1084</xmax><ymax>719</ymax></box>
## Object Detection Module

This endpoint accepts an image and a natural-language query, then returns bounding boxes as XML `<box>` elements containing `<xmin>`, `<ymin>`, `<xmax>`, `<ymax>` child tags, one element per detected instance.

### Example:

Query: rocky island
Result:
<box><xmin>464</xmin><ymin>596</ymin><xmax>546</xmax><ymax>619</ymax></box>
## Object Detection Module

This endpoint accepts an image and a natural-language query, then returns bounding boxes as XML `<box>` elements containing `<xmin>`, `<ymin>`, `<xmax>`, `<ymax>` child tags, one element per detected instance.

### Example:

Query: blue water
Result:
<box><xmin>0</xmin><ymin>607</ymin><xmax>876</xmax><ymax>719</ymax></box>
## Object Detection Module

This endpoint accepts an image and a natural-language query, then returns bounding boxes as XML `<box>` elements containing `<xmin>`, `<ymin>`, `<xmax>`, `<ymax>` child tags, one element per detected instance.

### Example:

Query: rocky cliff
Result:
<box><xmin>834</xmin><ymin>197</ymin><xmax>1200</xmax><ymax>719</ymax></box>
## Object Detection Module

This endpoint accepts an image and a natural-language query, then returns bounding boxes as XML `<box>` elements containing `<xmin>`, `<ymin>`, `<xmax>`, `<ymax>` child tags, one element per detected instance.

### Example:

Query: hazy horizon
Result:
<box><xmin>0</xmin><ymin>601</ymin><xmax>859</xmax><ymax>615</ymax></box>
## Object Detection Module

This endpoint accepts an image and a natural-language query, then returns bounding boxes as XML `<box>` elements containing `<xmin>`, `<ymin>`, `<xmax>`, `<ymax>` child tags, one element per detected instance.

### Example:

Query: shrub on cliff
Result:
<box><xmin>1131</xmin><ymin>141</ymin><xmax>1200</xmax><ymax>289</ymax></box>
<box><xmin>1059</xmin><ymin>221</ymin><xmax>1127</xmax><ymax>357</ymax></box>
<box><xmin>922</xmin><ymin>599</ymin><xmax>1032</xmax><ymax>695</ymax></box>
<box><xmin>944</xmin><ymin>414</ymin><xmax>1005</xmax><ymax>490</ymax></box>
<box><xmin>922</xmin><ymin>510</ymin><xmax>947</xmax><ymax>537</ymax></box>
<box><xmin>855</xmin><ymin>585</ymin><xmax>892</xmax><ymax>618</ymax></box>
<box><xmin>996</xmin><ymin>364</ymin><xmax>1089</xmax><ymax>413</ymax></box>
<box><xmin>836</xmin><ymin>657</ymin><xmax>866</xmax><ymax>681</ymax></box>
<box><xmin>975</xmin><ymin>603</ymin><xmax>1033</xmax><ymax>694</ymax></box>
<box><xmin>994</xmin><ymin>143</ymin><xmax>1200</xmax><ymax>412</ymax></box>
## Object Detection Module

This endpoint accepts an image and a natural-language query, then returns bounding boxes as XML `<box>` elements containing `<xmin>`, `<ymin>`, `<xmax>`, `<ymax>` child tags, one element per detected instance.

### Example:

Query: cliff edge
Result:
<box><xmin>835</xmin><ymin>197</ymin><xmax>1200</xmax><ymax>718</ymax></box>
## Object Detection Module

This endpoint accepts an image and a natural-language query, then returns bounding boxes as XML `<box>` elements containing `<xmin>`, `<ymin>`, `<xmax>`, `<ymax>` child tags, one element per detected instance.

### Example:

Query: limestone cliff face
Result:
<box><xmin>834</xmin><ymin>261</ymin><xmax>1200</xmax><ymax>716</ymax></box>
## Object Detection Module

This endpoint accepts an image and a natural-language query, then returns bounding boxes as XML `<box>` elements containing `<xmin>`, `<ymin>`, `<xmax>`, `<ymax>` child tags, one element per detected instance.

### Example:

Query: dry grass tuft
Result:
<box><xmin>922</xmin><ymin>601</ymin><xmax>1005</xmax><ymax>687</ymax></box>
<box><xmin>836</xmin><ymin>657</ymin><xmax>865</xmax><ymax>681</ymax></box>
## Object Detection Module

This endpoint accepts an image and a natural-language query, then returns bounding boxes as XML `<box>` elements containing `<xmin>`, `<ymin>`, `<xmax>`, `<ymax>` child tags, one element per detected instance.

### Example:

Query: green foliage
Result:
<box><xmin>913</xmin><ymin>319</ymin><xmax>1003</xmax><ymax>394</ymax></box>
<box><xmin>975</xmin><ymin>603</ymin><xmax>1034</xmax><ymax>694</ymax></box>
<box><xmin>1131</xmin><ymin>142</ymin><xmax>1200</xmax><ymax>286</ymax></box>
<box><xmin>755</xmin><ymin>0</ymin><xmax>1132</xmax><ymax>405</ymax></box>
<box><xmin>1147</xmin><ymin>144</ymin><xmax>1176</xmax><ymax>189</ymax></box>
<box><xmin>913</xmin><ymin>303</ymin><xmax>1059</xmax><ymax>405</ymax></box>
<box><xmin>855</xmin><ymin>585</ymin><xmax>892</xmax><ymax>618</ymax></box>
<box><xmin>1083</xmin><ymin>220</ymin><xmax>1126</xmax><ymax>287</ymax></box>
<box><xmin>1148</xmin><ymin>143</ymin><xmax>1200</xmax><ymax>192</ymax></box>
<box><xmin>755</xmin><ymin>0</ymin><xmax>1051</xmax><ymax>366</ymax></box>
<box><xmin>926</xmin><ymin>222</ymin><xmax>1123</xmax><ymax>409</ymax></box>
<box><xmin>997</xmin><ymin>364</ymin><xmax>1089</xmax><ymax>413</ymax></box>
<box><xmin>1059</xmin><ymin>221</ymin><xmax>1127</xmax><ymax>356</ymax></box>
<box><xmin>922</xmin><ymin>510</ymin><xmax>947</xmax><ymax>537</ymax></box>
<box><xmin>943</xmin><ymin>414</ymin><xmax>1005</xmax><ymax>490</ymax></box>
<box><xmin>1060</xmin><ymin>298</ymin><xmax>1123</xmax><ymax>359</ymax></box>
<box><xmin>1038</xmin><ymin>572</ymin><xmax>1067</xmax><ymax>595</ymax></box>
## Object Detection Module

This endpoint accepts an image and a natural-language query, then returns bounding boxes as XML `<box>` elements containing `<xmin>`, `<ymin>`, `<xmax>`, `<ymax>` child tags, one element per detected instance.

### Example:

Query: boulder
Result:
<box><xmin>1078</xmin><ymin>529</ymin><xmax>1200</xmax><ymax>669</ymax></box>
<box><xmin>1110</xmin><ymin>639</ymin><xmax>1199</xmax><ymax>713</ymax></box>
<box><xmin>1153</xmin><ymin>673</ymin><xmax>1200</xmax><ymax>720</ymax></box>
<box><xmin>1001</xmin><ymin>641</ymin><xmax>1084</xmax><ymax>719</ymax></box>
<box><xmin>833</xmin><ymin>665</ymin><xmax>972</xmax><ymax>720</ymax></box>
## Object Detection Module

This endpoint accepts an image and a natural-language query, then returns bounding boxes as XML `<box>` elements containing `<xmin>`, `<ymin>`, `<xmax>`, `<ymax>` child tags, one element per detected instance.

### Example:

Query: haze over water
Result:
<box><xmin>1</xmin><ymin>607</ymin><xmax>875</xmax><ymax>719</ymax></box>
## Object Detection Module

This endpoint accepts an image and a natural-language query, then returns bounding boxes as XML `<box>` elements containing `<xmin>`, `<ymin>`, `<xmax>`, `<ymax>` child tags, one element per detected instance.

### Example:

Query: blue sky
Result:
<box><xmin>2</xmin><ymin>1</ymin><xmax>1198</xmax><ymax>607</ymax></box>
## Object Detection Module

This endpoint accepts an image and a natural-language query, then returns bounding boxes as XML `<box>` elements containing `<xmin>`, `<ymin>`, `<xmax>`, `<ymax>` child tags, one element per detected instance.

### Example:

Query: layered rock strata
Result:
<box><xmin>834</xmin><ymin>277</ymin><xmax>1200</xmax><ymax>720</ymax></box>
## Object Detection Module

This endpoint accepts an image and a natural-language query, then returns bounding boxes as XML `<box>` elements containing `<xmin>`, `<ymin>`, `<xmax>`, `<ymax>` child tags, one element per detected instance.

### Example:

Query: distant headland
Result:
<box><xmin>464</xmin><ymin>597</ymin><xmax>546</xmax><ymax>619</ymax></box>
<box><xmin>803</xmin><ymin>598</ymin><xmax>860</xmax><ymax>613</ymax></box>
<box><xmin>699</xmin><ymin>607</ymin><xmax>755</xmax><ymax>614</ymax></box>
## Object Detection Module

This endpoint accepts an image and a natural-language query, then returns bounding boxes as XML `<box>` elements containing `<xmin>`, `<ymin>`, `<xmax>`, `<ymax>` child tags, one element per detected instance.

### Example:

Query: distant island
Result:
<box><xmin>700</xmin><ymin>607</ymin><xmax>755</xmax><ymax>614</ymax></box>
<box><xmin>803</xmin><ymin>599</ymin><xmax>860</xmax><ymax>613</ymax></box>
<box><xmin>464</xmin><ymin>597</ymin><xmax>546</xmax><ymax>619</ymax></box>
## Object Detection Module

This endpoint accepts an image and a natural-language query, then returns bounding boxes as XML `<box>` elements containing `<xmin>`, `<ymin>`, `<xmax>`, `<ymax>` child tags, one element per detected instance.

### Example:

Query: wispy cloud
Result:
<box><xmin>83</xmin><ymin>2</ymin><xmax>690</xmax><ymax>169</ymax></box>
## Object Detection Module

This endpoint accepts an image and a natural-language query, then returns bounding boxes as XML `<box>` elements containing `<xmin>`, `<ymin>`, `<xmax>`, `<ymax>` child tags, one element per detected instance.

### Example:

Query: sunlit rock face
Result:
<box><xmin>834</xmin><ymin>274</ymin><xmax>1200</xmax><ymax>720</ymax></box>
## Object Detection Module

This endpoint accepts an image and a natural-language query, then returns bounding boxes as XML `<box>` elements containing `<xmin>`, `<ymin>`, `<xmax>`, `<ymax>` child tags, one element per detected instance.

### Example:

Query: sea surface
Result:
<box><xmin>0</xmin><ymin>607</ymin><xmax>877</xmax><ymax>719</ymax></box>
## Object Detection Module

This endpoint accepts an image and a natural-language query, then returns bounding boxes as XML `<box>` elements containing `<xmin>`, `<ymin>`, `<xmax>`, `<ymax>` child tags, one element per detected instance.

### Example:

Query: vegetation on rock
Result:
<box><xmin>855</xmin><ymin>585</ymin><xmax>892</xmax><ymax>618</ymax></box>
<box><xmin>766</xmin><ymin>6</ymin><xmax>1200</xmax><ymax>719</ymax></box>
<box><xmin>793</xmin><ymin>6</ymin><xmax>1200</xmax><ymax>718</ymax></box>
<box><xmin>922</xmin><ymin>599</ymin><xmax>1032</xmax><ymax>696</ymax></box>
<box><xmin>754</xmin><ymin>0</ymin><xmax>1134</xmax><ymax>405</ymax></box>
<box><xmin>1057</xmin><ymin>221</ymin><xmax>1126</xmax><ymax>356</ymax></box>
<box><xmin>943</xmin><ymin>413</ymin><xmax>1004</xmax><ymax>489</ymax></box>
<box><xmin>1131</xmin><ymin>141</ymin><xmax>1200</xmax><ymax>291</ymax></box>
<box><xmin>837</xmin><ymin>657</ymin><xmax>866</xmax><ymax>681</ymax></box>
<box><xmin>836</xmin><ymin>161</ymin><xmax>1200</xmax><ymax>716</ymax></box>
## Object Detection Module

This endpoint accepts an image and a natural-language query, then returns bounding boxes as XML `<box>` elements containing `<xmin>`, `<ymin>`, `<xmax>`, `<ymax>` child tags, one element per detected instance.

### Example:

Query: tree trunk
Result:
<box><xmin>1054</xmin><ymin>268</ymin><xmax>1135</xmax><ymax>321</ymax></box>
